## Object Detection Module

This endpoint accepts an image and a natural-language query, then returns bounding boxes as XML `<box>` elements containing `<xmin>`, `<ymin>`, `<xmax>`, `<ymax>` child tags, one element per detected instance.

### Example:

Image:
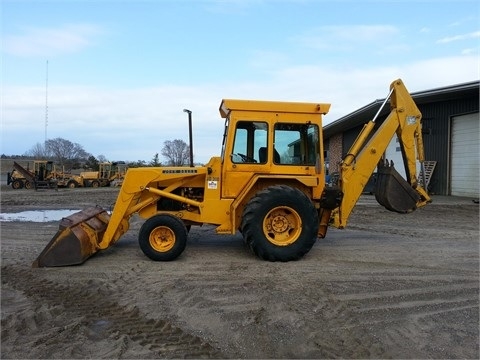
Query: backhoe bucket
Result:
<box><xmin>32</xmin><ymin>206</ymin><xmax>110</xmax><ymax>267</ymax></box>
<box><xmin>374</xmin><ymin>160</ymin><xmax>420</xmax><ymax>213</ymax></box>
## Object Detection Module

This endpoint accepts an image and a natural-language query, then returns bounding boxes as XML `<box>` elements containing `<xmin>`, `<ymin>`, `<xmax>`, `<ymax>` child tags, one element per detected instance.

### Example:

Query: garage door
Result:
<box><xmin>451</xmin><ymin>112</ymin><xmax>479</xmax><ymax>197</ymax></box>
<box><xmin>385</xmin><ymin>134</ymin><xmax>422</xmax><ymax>180</ymax></box>
<box><xmin>385</xmin><ymin>135</ymin><xmax>405</xmax><ymax>178</ymax></box>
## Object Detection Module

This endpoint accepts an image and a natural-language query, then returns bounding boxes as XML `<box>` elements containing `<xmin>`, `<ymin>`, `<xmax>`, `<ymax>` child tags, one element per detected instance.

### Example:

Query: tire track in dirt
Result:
<box><xmin>2</xmin><ymin>190</ymin><xmax>478</xmax><ymax>359</ymax></box>
<box><xmin>340</xmin><ymin>283</ymin><xmax>478</xmax><ymax>324</ymax></box>
<box><xmin>311</xmin><ymin>270</ymin><xmax>479</xmax><ymax>359</ymax></box>
<box><xmin>123</xmin><ymin>260</ymin><xmax>390</xmax><ymax>359</ymax></box>
<box><xmin>1</xmin><ymin>265</ymin><xmax>225</xmax><ymax>359</ymax></box>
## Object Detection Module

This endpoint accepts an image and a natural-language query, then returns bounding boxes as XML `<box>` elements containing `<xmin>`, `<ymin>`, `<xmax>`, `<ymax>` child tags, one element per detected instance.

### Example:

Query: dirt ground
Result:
<box><xmin>1</xmin><ymin>186</ymin><xmax>479</xmax><ymax>359</ymax></box>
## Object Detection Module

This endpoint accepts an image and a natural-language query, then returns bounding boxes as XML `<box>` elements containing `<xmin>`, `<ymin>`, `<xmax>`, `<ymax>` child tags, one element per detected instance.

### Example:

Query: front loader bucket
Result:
<box><xmin>32</xmin><ymin>206</ymin><xmax>110</xmax><ymax>267</ymax></box>
<box><xmin>374</xmin><ymin>160</ymin><xmax>420</xmax><ymax>213</ymax></box>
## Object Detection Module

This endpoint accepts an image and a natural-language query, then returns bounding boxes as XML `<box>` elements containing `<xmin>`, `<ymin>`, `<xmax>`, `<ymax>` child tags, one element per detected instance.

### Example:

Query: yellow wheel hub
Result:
<box><xmin>149</xmin><ymin>226</ymin><xmax>176</xmax><ymax>252</ymax></box>
<box><xmin>263</xmin><ymin>206</ymin><xmax>302</xmax><ymax>246</ymax></box>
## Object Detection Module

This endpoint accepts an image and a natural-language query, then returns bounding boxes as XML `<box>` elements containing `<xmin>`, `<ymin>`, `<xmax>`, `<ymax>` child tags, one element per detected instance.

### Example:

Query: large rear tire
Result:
<box><xmin>241</xmin><ymin>185</ymin><xmax>319</xmax><ymax>261</ymax></box>
<box><xmin>139</xmin><ymin>214</ymin><xmax>188</xmax><ymax>261</ymax></box>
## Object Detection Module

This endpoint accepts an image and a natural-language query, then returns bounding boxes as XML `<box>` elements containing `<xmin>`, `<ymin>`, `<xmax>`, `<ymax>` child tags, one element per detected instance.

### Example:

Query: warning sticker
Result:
<box><xmin>208</xmin><ymin>180</ymin><xmax>218</xmax><ymax>189</ymax></box>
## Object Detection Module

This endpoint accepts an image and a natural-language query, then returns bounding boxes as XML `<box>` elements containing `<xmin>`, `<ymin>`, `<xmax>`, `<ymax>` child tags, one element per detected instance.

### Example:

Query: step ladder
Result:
<box><xmin>418</xmin><ymin>161</ymin><xmax>436</xmax><ymax>190</ymax></box>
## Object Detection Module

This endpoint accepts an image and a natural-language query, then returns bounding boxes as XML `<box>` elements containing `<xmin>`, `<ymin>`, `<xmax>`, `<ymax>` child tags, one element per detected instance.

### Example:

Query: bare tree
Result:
<box><xmin>45</xmin><ymin>137</ymin><xmax>90</xmax><ymax>169</ymax></box>
<box><xmin>25</xmin><ymin>142</ymin><xmax>49</xmax><ymax>159</ymax></box>
<box><xmin>161</xmin><ymin>139</ymin><xmax>190</xmax><ymax>166</ymax></box>
<box><xmin>97</xmin><ymin>154</ymin><xmax>108</xmax><ymax>163</ymax></box>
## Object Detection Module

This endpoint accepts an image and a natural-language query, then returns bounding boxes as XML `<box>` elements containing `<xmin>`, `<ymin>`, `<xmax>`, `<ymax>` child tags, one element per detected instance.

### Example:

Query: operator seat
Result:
<box><xmin>258</xmin><ymin>147</ymin><xmax>281</xmax><ymax>163</ymax></box>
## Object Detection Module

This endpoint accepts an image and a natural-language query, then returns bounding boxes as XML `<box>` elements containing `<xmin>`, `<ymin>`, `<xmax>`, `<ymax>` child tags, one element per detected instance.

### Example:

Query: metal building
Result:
<box><xmin>323</xmin><ymin>80</ymin><xmax>479</xmax><ymax>197</ymax></box>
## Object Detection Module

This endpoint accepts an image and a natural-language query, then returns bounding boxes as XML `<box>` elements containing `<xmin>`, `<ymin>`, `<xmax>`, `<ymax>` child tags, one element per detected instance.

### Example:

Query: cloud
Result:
<box><xmin>292</xmin><ymin>25</ymin><xmax>399</xmax><ymax>51</ymax></box>
<box><xmin>2</xmin><ymin>55</ymin><xmax>478</xmax><ymax>162</ymax></box>
<box><xmin>437</xmin><ymin>31</ymin><xmax>480</xmax><ymax>44</ymax></box>
<box><xmin>3</xmin><ymin>24</ymin><xmax>103</xmax><ymax>57</ymax></box>
<box><xmin>462</xmin><ymin>48</ymin><xmax>476</xmax><ymax>55</ymax></box>
<box><xmin>1</xmin><ymin>83</ymin><xmax>226</xmax><ymax>161</ymax></box>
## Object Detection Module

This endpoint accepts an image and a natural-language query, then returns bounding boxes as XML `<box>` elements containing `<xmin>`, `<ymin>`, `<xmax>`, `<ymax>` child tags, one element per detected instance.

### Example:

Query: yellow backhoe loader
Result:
<box><xmin>33</xmin><ymin>79</ymin><xmax>431</xmax><ymax>267</ymax></box>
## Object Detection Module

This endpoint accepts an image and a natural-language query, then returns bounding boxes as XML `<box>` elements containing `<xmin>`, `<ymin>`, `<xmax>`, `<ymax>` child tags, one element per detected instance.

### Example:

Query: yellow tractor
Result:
<box><xmin>7</xmin><ymin>160</ymin><xmax>60</xmax><ymax>190</ymax></box>
<box><xmin>33</xmin><ymin>79</ymin><xmax>431</xmax><ymax>267</ymax></box>
<box><xmin>79</xmin><ymin>162</ymin><xmax>128</xmax><ymax>187</ymax></box>
<box><xmin>7</xmin><ymin>160</ymin><xmax>84</xmax><ymax>189</ymax></box>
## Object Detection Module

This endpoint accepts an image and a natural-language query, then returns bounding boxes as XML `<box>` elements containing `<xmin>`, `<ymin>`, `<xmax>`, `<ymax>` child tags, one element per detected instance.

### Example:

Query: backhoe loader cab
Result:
<box><xmin>33</xmin><ymin>79</ymin><xmax>431</xmax><ymax>267</ymax></box>
<box><xmin>218</xmin><ymin>99</ymin><xmax>331</xmax><ymax>200</ymax></box>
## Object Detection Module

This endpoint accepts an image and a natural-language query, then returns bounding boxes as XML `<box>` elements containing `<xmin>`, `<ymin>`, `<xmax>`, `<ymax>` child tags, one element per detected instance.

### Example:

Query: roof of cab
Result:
<box><xmin>219</xmin><ymin>99</ymin><xmax>331</xmax><ymax>118</ymax></box>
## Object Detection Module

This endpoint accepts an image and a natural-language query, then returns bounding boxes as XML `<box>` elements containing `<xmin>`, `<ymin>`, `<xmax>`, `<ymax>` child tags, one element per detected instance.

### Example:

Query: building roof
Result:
<box><xmin>323</xmin><ymin>80</ymin><xmax>480</xmax><ymax>138</ymax></box>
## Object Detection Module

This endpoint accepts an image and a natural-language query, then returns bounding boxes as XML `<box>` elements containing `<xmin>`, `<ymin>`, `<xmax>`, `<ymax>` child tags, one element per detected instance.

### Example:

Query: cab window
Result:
<box><xmin>273</xmin><ymin>123</ymin><xmax>319</xmax><ymax>165</ymax></box>
<box><xmin>231</xmin><ymin>121</ymin><xmax>268</xmax><ymax>164</ymax></box>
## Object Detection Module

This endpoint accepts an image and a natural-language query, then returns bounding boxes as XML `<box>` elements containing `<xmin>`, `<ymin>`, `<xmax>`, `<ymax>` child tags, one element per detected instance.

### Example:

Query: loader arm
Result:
<box><xmin>97</xmin><ymin>168</ymin><xmax>205</xmax><ymax>250</ymax></box>
<box><xmin>33</xmin><ymin>166</ymin><xmax>207</xmax><ymax>267</ymax></box>
<box><xmin>332</xmin><ymin>79</ymin><xmax>431</xmax><ymax>228</ymax></box>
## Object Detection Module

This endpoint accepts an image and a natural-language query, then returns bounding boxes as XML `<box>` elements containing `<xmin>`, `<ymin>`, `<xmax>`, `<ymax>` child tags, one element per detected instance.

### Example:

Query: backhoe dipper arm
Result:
<box><xmin>332</xmin><ymin>79</ymin><xmax>431</xmax><ymax>228</ymax></box>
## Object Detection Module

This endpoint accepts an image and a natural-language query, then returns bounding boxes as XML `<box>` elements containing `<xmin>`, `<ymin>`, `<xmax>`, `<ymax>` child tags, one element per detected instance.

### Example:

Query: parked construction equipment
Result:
<box><xmin>33</xmin><ymin>79</ymin><xmax>431</xmax><ymax>267</ymax></box>
<box><xmin>79</xmin><ymin>162</ymin><xmax>127</xmax><ymax>188</ymax></box>
<box><xmin>7</xmin><ymin>161</ymin><xmax>60</xmax><ymax>190</ymax></box>
<box><xmin>7</xmin><ymin>161</ymin><xmax>127</xmax><ymax>189</ymax></box>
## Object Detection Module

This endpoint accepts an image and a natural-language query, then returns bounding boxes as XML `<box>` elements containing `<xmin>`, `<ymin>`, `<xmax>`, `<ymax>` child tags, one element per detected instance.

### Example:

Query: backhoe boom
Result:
<box><xmin>333</xmin><ymin>79</ymin><xmax>431</xmax><ymax>228</ymax></box>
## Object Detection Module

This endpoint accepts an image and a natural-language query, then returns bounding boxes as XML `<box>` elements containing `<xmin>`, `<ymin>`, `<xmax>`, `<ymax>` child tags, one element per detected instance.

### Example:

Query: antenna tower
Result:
<box><xmin>45</xmin><ymin>60</ymin><xmax>49</xmax><ymax>146</ymax></box>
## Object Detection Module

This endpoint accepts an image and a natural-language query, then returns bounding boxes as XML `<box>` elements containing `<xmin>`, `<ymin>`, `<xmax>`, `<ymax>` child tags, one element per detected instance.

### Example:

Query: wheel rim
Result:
<box><xmin>25</xmin><ymin>182</ymin><xmax>32</xmax><ymax>189</ymax></box>
<box><xmin>149</xmin><ymin>226</ymin><xmax>176</xmax><ymax>252</ymax></box>
<box><xmin>12</xmin><ymin>181</ymin><xmax>21</xmax><ymax>189</ymax></box>
<box><xmin>263</xmin><ymin>206</ymin><xmax>302</xmax><ymax>246</ymax></box>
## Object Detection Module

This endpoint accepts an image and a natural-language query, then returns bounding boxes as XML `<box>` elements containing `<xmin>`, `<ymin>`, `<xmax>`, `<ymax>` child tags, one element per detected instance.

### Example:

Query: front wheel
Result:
<box><xmin>241</xmin><ymin>185</ymin><xmax>319</xmax><ymax>261</ymax></box>
<box><xmin>11</xmin><ymin>179</ymin><xmax>23</xmax><ymax>189</ymax></box>
<box><xmin>139</xmin><ymin>214</ymin><xmax>188</xmax><ymax>261</ymax></box>
<box><xmin>67</xmin><ymin>180</ymin><xmax>78</xmax><ymax>188</ymax></box>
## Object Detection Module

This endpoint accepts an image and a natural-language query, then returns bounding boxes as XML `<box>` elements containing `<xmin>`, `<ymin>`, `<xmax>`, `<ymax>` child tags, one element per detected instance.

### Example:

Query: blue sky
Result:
<box><xmin>1</xmin><ymin>0</ymin><xmax>479</xmax><ymax>164</ymax></box>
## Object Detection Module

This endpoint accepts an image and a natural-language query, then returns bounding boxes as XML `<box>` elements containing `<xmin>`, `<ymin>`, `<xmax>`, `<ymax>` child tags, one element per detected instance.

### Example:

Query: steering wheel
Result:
<box><xmin>236</xmin><ymin>153</ymin><xmax>257</xmax><ymax>163</ymax></box>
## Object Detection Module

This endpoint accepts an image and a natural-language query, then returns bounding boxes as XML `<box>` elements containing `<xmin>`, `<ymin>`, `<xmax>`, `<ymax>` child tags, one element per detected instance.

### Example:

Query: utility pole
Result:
<box><xmin>183</xmin><ymin>109</ymin><xmax>194</xmax><ymax>167</ymax></box>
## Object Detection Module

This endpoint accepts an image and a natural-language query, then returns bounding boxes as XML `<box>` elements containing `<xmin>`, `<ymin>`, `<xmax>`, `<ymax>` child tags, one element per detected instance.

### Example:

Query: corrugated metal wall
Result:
<box><xmin>419</xmin><ymin>97</ymin><xmax>478</xmax><ymax>195</ymax></box>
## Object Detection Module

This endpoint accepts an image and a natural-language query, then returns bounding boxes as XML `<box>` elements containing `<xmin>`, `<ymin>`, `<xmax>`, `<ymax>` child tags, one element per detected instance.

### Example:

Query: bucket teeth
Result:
<box><xmin>32</xmin><ymin>206</ymin><xmax>110</xmax><ymax>267</ymax></box>
<box><xmin>374</xmin><ymin>159</ymin><xmax>420</xmax><ymax>213</ymax></box>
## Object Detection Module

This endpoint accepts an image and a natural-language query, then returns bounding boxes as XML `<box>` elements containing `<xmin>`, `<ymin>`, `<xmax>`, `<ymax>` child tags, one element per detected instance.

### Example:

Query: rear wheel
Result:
<box><xmin>91</xmin><ymin>180</ymin><xmax>100</xmax><ymax>188</ymax></box>
<box><xmin>139</xmin><ymin>214</ymin><xmax>188</xmax><ymax>261</ymax></box>
<box><xmin>24</xmin><ymin>181</ymin><xmax>32</xmax><ymax>190</ymax></box>
<box><xmin>241</xmin><ymin>185</ymin><xmax>319</xmax><ymax>261</ymax></box>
